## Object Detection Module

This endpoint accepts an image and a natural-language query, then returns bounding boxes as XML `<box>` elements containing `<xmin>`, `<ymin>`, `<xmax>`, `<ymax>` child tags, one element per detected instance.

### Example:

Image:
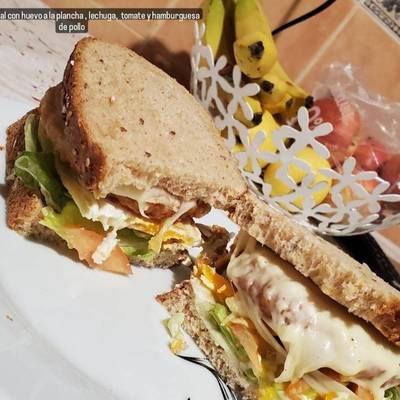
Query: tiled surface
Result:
<box><xmin>299</xmin><ymin>7</ymin><xmax>400</xmax><ymax>101</ymax></box>
<box><xmin>39</xmin><ymin>0</ymin><xmax>400</xmax><ymax>101</ymax></box>
<box><xmin>89</xmin><ymin>20</ymin><xmax>144</xmax><ymax>49</ymax></box>
<box><xmin>262</xmin><ymin>0</ymin><xmax>357</xmax><ymax>81</ymax></box>
<box><xmin>41</xmin><ymin>0</ymin><xmax>400</xmax><ymax>99</ymax></box>
<box><xmin>381</xmin><ymin>226</ymin><xmax>400</xmax><ymax>249</ymax></box>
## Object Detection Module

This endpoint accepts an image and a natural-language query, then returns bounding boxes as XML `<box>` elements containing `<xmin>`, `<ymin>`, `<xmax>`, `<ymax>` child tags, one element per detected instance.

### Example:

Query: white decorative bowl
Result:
<box><xmin>191</xmin><ymin>22</ymin><xmax>400</xmax><ymax>236</ymax></box>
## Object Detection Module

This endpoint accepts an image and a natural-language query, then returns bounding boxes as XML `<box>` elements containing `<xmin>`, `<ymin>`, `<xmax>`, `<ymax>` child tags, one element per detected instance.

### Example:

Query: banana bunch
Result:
<box><xmin>232</xmin><ymin>0</ymin><xmax>312</xmax><ymax>119</ymax></box>
<box><xmin>201</xmin><ymin>0</ymin><xmax>313</xmax><ymax>120</ymax></box>
<box><xmin>200</xmin><ymin>0</ymin><xmax>329</xmax><ymax>209</ymax></box>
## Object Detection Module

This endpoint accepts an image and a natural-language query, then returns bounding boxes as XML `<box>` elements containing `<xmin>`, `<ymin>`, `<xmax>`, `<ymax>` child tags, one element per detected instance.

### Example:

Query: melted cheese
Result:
<box><xmin>227</xmin><ymin>232</ymin><xmax>400</xmax><ymax>399</ymax></box>
<box><xmin>112</xmin><ymin>185</ymin><xmax>180</xmax><ymax>217</ymax></box>
<box><xmin>56</xmin><ymin>161</ymin><xmax>201</xmax><ymax>262</ymax></box>
<box><xmin>148</xmin><ymin>201</ymin><xmax>195</xmax><ymax>253</ymax></box>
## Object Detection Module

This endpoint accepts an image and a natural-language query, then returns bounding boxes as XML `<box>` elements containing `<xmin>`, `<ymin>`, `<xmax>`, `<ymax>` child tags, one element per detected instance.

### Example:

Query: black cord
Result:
<box><xmin>272</xmin><ymin>0</ymin><xmax>337</xmax><ymax>36</ymax></box>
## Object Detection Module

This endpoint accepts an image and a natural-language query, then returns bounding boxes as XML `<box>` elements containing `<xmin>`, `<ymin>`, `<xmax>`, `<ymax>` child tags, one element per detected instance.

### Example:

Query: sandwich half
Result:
<box><xmin>6</xmin><ymin>38</ymin><xmax>247</xmax><ymax>273</ymax></box>
<box><xmin>157</xmin><ymin>191</ymin><xmax>400</xmax><ymax>400</ymax></box>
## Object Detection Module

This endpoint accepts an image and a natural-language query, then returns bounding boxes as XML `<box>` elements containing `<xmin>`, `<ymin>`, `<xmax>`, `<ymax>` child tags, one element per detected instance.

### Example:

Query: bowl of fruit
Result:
<box><xmin>191</xmin><ymin>0</ymin><xmax>400</xmax><ymax>235</ymax></box>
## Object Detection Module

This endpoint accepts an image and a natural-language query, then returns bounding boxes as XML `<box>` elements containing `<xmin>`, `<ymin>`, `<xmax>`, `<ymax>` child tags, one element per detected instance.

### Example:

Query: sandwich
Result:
<box><xmin>6</xmin><ymin>37</ymin><xmax>247</xmax><ymax>274</ymax></box>
<box><xmin>157</xmin><ymin>191</ymin><xmax>400</xmax><ymax>400</ymax></box>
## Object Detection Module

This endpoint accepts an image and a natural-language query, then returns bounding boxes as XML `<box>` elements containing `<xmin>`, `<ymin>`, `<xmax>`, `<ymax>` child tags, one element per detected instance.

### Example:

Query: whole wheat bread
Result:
<box><xmin>230</xmin><ymin>190</ymin><xmax>400</xmax><ymax>346</ymax></box>
<box><xmin>156</xmin><ymin>280</ymin><xmax>257</xmax><ymax>400</ymax></box>
<box><xmin>47</xmin><ymin>37</ymin><xmax>247</xmax><ymax>206</ymax></box>
<box><xmin>5</xmin><ymin>112</ymin><xmax>192</xmax><ymax>269</ymax></box>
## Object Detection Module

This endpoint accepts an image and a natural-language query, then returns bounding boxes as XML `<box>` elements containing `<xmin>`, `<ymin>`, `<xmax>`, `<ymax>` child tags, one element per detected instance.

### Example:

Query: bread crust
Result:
<box><xmin>6</xmin><ymin>110</ymin><xmax>43</xmax><ymax>235</ymax></box>
<box><xmin>63</xmin><ymin>51</ymin><xmax>106</xmax><ymax>190</ymax></box>
<box><xmin>59</xmin><ymin>37</ymin><xmax>247</xmax><ymax>206</ymax></box>
<box><xmin>131</xmin><ymin>245</ymin><xmax>192</xmax><ymax>269</ymax></box>
<box><xmin>156</xmin><ymin>280</ymin><xmax>257</xmax><ymax>400</ymax></box>
<box><xmin>230</xmin><ymin>190</ymin><xmax>400</xmax><ymax>346</ymax></box>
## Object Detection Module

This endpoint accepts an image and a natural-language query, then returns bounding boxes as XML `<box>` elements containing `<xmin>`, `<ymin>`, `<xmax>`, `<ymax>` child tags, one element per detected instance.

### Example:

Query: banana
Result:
<box><xmin>282</xmin><ymin>95</ymin><xmax>314</xmax><ymax>121</ymax></box>
<box><xmin>234</xmin><ymin>96</ymin><xmax>263</xmax><ymax>127</ymax></box>
<box><xmin>232</xmin><ymin>110</ymin><xmax>280</xmax><ymax>171</ymax></box>
<box><xmin>257</xmin><ymin>69</ymin><xmax>289</xmax><ymax>113</ymax></box>
<box><xmin>201</xmin><ymin>0</ymin><xmax>235</xmax><ymax>66</ymax></box>
<box><xmin>272</xmin><ymin>62</ymin><xmax>309</xmax><ymax>99</ymax></box>
<box><xmin>233</xmin><ymin>0</ymin><xmax>277</xmax><ymax>78</ymax></box>
<box><xmin>258</xmin><ymin>62</ymin><xmax>313</xmax><ymax>116</ymax></box>
<box><xmin>201</xmin><ymin>0</ymin><xmax>225</xmax><ymax>58</ymax></box>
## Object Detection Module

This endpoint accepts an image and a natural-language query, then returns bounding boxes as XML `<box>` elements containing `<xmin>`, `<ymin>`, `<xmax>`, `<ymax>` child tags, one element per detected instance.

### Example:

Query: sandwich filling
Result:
<box><xmin>13</xmin><ymin>112</ymin><xmax>203</xmax><ymax>274</ymax></box>
<box><xmin>190</xmin><ymin>231</ymin><xmax>400</xmax><ymax>400</ymax></box>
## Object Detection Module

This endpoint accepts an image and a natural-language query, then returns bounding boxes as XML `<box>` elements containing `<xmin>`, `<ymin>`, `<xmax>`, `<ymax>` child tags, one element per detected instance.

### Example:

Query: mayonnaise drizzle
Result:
<box><xmin>227</xmin><ymin>231</ymin><xmax>400</xmax><ymax>399</ymax></box>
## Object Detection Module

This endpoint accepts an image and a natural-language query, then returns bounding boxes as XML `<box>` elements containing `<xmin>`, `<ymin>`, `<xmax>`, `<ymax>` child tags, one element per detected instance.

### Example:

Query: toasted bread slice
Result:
<box><xmin>230</xmin><ymin>191</ymin><xmax>400</xmax><ymax>346</ymax></box>
<box><xmin>156</xmin><ymin>280</ymin><xmax>257</xmax><ymax>400</ymax></box>
<box><xmin>5</xmin><ymin>112</ymin><xmax>192</xmax><ymax>269</ymax></box>
<box><xmin>46</xmin><ymin>37</ymin><xmax>246</xmax><ymax>206</ymax></box>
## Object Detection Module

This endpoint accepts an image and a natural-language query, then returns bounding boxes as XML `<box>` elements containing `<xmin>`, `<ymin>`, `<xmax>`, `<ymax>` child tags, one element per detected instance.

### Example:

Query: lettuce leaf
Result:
<box><xmin>385</xmin><ymin>387</ymin><xmax>400</xmax><ymax>400</ymax></box>
<box><xmin>15</xmin><ymin>151</ymin><xmax>68</xmax><ymax>212</ymax></box>
<box><xmin>15</xmin><ymin>113</ymin><xmax>67</xmax><ymax>211</ymax></box>
<box><xmin>41</xmin><ymin>201</ymin><xmax>104</xmax><ymax>241</ymax></box>
<box><xmin>41</xmin><ymin>203</ymin><xmax>154</xmax><ymax>262</ymax></box>
<box><xmin>24</xmin><ymin>114</ymin><xmax>40</xmax><ymax>152</ymax></box>
<box><xmin>209</xmin><ymin>303</ymin><xmax>249</xmax><ymax>363</ymax></box>
<box><xmin>40</xmin><ymin>201</ymin><xmax>104</xmax><ymax>248</ymax></box>
<box><xmin>117</xmin><ymin>228</ymin><xmax>154</xmax><ymax>261</ymax></box>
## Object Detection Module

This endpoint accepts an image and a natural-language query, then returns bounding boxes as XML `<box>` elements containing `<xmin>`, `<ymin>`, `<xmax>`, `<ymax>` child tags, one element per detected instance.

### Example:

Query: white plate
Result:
<box><xmin>0</xmin><ymin>96</ymin><xmax>239</xmax><ymax>400</ymax></box>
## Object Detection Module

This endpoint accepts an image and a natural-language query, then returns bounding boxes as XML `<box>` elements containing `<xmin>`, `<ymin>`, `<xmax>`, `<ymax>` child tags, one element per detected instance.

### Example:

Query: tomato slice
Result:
<box><xmin>63</xmin><ymin>226</ymin><xmax>131</xmax><ymax>275</ymax></box>
<box><xmin>229</xmin><ymin>318</ymin><xmax>267</xmax><ymax>377</ymax></box>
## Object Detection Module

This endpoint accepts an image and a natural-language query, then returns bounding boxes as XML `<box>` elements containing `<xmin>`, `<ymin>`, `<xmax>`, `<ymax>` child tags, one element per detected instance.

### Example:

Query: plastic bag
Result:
<box><xmin>308</xmin><ymin>63</ymin><xmax>400</xmax><ymax>196</ymax></box>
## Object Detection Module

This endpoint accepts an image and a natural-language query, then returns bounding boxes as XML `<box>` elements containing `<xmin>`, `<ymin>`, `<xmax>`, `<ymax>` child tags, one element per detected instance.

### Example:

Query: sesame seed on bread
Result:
<box><xmin>51</xmin><ymin>37</ymin><xmax>247</xmax><ymax>207</ymax></box>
